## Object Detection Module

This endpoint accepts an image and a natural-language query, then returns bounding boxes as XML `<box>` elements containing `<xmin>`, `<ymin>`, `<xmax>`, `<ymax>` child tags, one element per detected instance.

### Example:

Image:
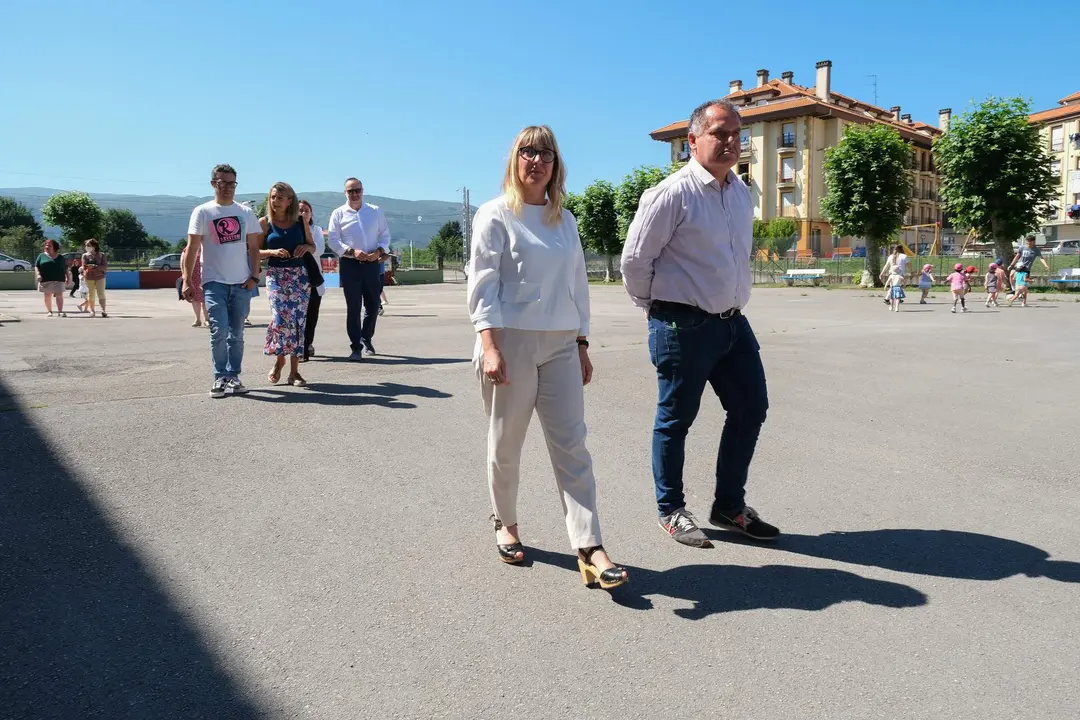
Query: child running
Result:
<box><xmin>918</xmin><ymin>263</ymin><xmax>935</xmax><ymax>304</ymax></box>
<box><xmin>1009</xmin><ymin>267</ymin><xmax>1031</xmax><ymax>307</ymax></box>
<box><xmin>985</xmin><ymin>263</ymin><xmax>1001</xmax><ymax>307</ymax></box>
<box><xmin>75</xmin><ymin>264</ymin><xmax>89</xmax><ymax>312</ymax></box>
<box><xmin>946</xmin><ymin>262</ymin><xmax>969</xmax><ymax>313</ymax></box>
<box><xmin>885</xmin><ymin>270</ymin><xmax>905</xmax><ymax>312</ymax></box>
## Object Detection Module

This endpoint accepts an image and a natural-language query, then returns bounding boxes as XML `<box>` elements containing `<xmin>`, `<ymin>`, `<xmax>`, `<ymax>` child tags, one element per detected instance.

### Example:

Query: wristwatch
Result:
<box><xmin>249</xmin><ymin>275</ymin><xmax>260</xmax><ymax>284</ymax></box>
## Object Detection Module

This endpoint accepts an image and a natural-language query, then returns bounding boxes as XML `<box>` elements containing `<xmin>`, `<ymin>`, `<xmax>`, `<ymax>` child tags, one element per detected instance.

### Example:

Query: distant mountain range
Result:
<box><xmin>0</xmin><ymin>187</ymin><xmax>474</xmax><ymax>249</ymax></box>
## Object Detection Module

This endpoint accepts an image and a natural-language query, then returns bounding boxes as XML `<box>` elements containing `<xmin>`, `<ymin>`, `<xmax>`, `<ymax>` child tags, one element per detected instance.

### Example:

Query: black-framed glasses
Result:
<box><xmin>213</xmin><ymin>180</ymin><xmax>238</xmax><ymax>188</ymax></box>
<box><xmin>346</xmin><ymin>188</ymin><xmax>363</xmax><ymax>195</ymax></box>
<box><xmin>519</xmin><ymin>146</ymin><xmax>555</xmax><ymax>164</ymax></box>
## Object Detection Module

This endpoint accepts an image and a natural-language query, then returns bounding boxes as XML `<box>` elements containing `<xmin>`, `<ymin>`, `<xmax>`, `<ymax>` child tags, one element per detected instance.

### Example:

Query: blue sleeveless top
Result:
<box><xmin>265</xmin><ymin>220</ymin><xmax>306</xmax><ymax>268</ymax></box>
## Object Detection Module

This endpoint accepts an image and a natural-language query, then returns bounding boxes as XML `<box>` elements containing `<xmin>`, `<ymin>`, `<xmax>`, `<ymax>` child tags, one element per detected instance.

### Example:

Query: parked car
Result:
<box><xmin>148</xmin><ymin>253</ymin><xmax>182</xmax><ymax>270</ymax></box>
<box><xmin>62</xmin><ymin>251</ymin><xmax>82</xmax><ymax>268</ymax></box>
<box><xmin>0</xmin><ymin>253</ymin><xmax>32</xmax><ymax>271</ymax></box>
<box><xmin>1046</xmin><ymin>239</ymin><xmax>1080</xmax><ymax>256</ymax></box>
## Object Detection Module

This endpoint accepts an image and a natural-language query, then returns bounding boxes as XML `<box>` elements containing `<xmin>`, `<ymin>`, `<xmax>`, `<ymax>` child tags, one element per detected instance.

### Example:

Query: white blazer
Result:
<box><xmin>467</xmin><ymin>196</ymin><xmax>590</xmax><ymax>336</ymax></box>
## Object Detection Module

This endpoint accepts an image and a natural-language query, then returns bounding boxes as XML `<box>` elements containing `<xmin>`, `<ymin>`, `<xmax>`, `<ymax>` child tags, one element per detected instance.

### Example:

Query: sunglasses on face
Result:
<box><xmin>519</xmin><ymin>146</ymin><xmax>555</xmax><ymax>164</ymax></box>
<box><xmin>346</xmin><ymin>188</ymin><xmax>363</xmax><ymax>195</ymax></box>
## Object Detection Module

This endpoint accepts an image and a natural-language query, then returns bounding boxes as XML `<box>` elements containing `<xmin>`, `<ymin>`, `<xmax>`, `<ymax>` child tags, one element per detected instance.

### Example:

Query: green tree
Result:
<box><xmin>253</xmin><ymin>199</ymin><xmax>267</xmax><ymax>217</ymax></box>
<box><xmin>172</xmin><ymin>238</ymin><xmax>188</xmax><ymax>253</ymax></box>
<box><xmin>426</xmin><ymin>220</ymin><xmax>463</xmax><ymax>269</ymax></box>
<box><xmin>0</xmin><ymin>197</ymin><xmax>45</xmax><ymax>240</ymax></box>
<box><xmin>615</xmin><ymin>165</ymin><xmax>671</xmax><ymax>241</ymax></box>
<box><xmin>100</xmin><ymin>208</ymin><xmax>149</xmax><ymax>251</ymax></box>
<box><xmin>767</xmin><ymin>218</ymin><xmax>799</xmax><ymax>258</ymax></box>
<box><xmin>575</xmin><ymin>180</ymin><xmax>620</xmax><ymax>281</ymax></box>
<box><xmin>934</xmin><ymin>97</ymin><xmax>1057</xmax><ymax>264</ymax></box>
<box><xmin>41</xmin><ymin>191</ymin><xmax>103</xmax><ymax>247</ymax></box>
<box><xmin>0</xmin><ymin>226</ymin><xmax>42</xmax><ymax>264</ymax></box>
<box><xmin>145</xmin><ymin>235</ymin><xmax>172</xmax><ymax>256</ymax></box>
<box><xmin>821</xmin><ymin>123</ymin><xmax>913</xmax><ymax>284</ymax></box>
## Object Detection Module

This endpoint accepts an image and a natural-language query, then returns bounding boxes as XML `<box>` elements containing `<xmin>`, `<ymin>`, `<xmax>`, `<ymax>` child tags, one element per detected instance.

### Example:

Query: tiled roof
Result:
<box><xmin>1030</xmin><ymin>104</ymin><xmax>1080</xmax><ymax>124</ymax></box>
<box><xmin>1059</xmin><ymin>90</ymin><xmax>1080</xmax><ymax>105</ymax></box>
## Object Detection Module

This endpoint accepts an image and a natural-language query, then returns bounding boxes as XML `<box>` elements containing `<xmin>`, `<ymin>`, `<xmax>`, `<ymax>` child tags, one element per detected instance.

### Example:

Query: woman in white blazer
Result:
<box><xmin>467</xmin><ymin>125</ymin><xmax>627</xmax><ymax>590</ymax></box>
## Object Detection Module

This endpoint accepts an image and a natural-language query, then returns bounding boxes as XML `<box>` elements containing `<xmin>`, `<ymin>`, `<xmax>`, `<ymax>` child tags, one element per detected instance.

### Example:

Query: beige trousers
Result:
<box><xmin>476</xmin><ymin>328</ymin><xmax>602</xmax><ymax>549</ymax></box>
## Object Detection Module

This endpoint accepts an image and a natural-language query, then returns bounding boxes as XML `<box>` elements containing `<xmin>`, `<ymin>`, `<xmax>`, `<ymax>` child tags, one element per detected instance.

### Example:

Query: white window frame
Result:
<box><xmin>1051</xmin><ymin>125</ymin><xmax>1064</xmax><ymax>151</ymax></box>
<box><xmin>781</xmin><ymin>156</ymin><xmax>796</xmax><ymax>181</ymax></box>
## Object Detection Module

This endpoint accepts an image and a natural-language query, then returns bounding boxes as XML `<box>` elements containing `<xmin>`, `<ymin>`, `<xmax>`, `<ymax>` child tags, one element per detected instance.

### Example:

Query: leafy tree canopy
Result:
<box><xmin>41</xmin><ymin>191</ymin><xmax>103</xmax><ymax>247</ymax></box>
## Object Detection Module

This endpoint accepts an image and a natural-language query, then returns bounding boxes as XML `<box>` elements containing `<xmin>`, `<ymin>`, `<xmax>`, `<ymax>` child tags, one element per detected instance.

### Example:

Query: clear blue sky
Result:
<box><xmin>0</xmin><ymin>0</ymin><xmax>1064</xmax><ymax>204</ymax></box>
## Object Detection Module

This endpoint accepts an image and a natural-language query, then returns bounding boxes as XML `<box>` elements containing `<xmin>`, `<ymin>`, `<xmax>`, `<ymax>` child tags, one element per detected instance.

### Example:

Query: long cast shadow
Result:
<box><xmin>318</xmin><ymin>354</ymin><xmax>468</xmax><ymax>367</ymax></box>
<box><xmin>526</xmin><ymin>548</ymin><xmax>926</xmax><ymax>619</ymax></box>
<box><xmin>705</xmin><ymin>529</ymin><xmax>1080</xmax><ymax>583</ymax></box>
<box><xmin>0</xmin><ymin>377</ymin><xmax>265</xmax><ymax>718</ymax></box>
<box><xmin>243</xmin><ymin>381</ymin><xmax>452</xmax><ymax>407</ymax></box>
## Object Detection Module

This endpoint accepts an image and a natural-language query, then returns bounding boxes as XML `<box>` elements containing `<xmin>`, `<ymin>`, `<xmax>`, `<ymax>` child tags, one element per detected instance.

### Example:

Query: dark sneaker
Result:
<box><xmin>362</xmin><ymin>340</ymin><xmax>376</xmax><ymax>356</ymax></box>
<box><xmin>658</xmin><ymin>509</ymin><xmax>713</xmax><ymax>548</ymax></box>
<box><xmin>348</xmin><ymin>350</ymin><xmax>364</xmax><ymax>361</ymax></box>
<box><xmin>210</xmin><ymin>378</ymin><xmax>227</xmax><ymax>399</ymax></box>
<box><xmin>709</xmin><ymin>506</ymin><xmax>780</xmax><ymax>541</ymax></box>
<box><xmin>225</xmin><ymin>377</ymin><xmax>249</xmax><ymax>395</ymax></box>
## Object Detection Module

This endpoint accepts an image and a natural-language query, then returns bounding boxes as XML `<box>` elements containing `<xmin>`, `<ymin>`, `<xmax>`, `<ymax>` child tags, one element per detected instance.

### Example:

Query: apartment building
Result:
<box><xmin>1030</xmin><ymin>91</ymin><xmax>1080</xmax><ymax>242</ymax></box>
<box><xmin>649</xmin><ymin>61</ymin><xmax>949</xmax><ymax>255</ymax></box>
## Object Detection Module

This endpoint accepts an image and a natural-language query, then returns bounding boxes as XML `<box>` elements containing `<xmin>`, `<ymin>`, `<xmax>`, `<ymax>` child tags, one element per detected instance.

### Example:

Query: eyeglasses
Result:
<box><xmin>346</xmin><ymin>188</ymin><xmax>363</xmax><ymax>195</ymax></box>
<box><xmin>519</xmin><ymin>146</ymin><xmax>555</xmax><ymax>164</ymax></box>
<box><xmin>213</xmin><ymin>180</ymin><xmax>238</xmax><ymax>188</ymax></box>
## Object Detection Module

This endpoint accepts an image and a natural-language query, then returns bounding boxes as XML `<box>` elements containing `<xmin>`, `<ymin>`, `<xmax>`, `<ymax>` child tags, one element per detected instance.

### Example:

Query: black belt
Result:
<box><xmin>651</xmin><ymin>300</ymin><xmax>741</xmax><ymax>319</ymax></box>
<box><xmin>341</xmin><ymin>255</ymin><xmax>381</xmax><ymax>264</ymax></box>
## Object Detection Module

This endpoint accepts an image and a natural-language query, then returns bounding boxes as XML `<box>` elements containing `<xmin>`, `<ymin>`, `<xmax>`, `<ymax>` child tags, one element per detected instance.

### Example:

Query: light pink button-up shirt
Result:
<box><xmin>620</xmin><ymin>158</ymin><xmax>753</xmax><ymax>314</ymax></box>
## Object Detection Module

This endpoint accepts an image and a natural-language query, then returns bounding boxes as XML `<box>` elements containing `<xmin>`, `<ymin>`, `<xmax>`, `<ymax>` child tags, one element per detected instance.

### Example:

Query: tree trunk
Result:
<box><xmin>437</xmin><ymin>256</ymin><xmax>444</xmax><ymax>270</ymax></box>
<box><xmin>604</xmin><ymin>254</ymin><xmax>615</xmax><ymax>282</ymax></box>
<box><xmin>866</xmin><ymin>237</ymin><xmax>884</xmax><ymax>287</ymax></box>
<box><xmin>990</xmin><ymin>216</ymin><xmax>1014</xmax><ymax>266</ymax></box>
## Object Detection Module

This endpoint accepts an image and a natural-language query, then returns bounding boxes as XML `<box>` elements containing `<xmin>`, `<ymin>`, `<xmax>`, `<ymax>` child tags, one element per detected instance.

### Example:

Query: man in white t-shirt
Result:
<box><xmin>184</xmin><ymin>163</ymin><xmax>264</xmax><ymax>398</ymax></box>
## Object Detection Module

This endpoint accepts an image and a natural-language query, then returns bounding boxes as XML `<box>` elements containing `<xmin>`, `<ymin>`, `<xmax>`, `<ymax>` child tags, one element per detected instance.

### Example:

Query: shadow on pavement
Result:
<box><xmin>706</xmin><ymin>529</ymin><xmax>1080</xmax><ymax>583</ymax></box>
<box><xmin>0</xmin><ymin>377</ymin><xmax>266</xmax><ymax>718</ymax></box>
<box><xmin>526</xmin><ymin>548</ymin><xmax>927</xmax><ymax>618</ymax></box>
<box><xmin>244</xmin><ymin>381</ymin><xmax>452</xmax><ymax>408</ymax></box>
<box><xmin>318</xmin><ymin>354</ymin><xmax>468</xmax><ymax>366</ymax></box>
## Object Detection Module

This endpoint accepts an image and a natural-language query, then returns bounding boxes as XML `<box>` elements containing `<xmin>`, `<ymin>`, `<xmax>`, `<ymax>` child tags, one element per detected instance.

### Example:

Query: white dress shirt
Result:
<box><xmin>467</xmin><ymin>196</ymin><xmax>590</xmax><ymax>336</ymax></box>
<box><xmin>621</xmin><ymin>158</ymin><xmax>753</xmax><ymax>314</ymax></box>
<box><xmin>327</xmin><ymin>202</ymin><xmax>391</xmax><ymax>257</ymax></box>
<box><xmin>310</xmin><ymin>224</ymin><xmax>326</xmax><ymax>297</ymax></box>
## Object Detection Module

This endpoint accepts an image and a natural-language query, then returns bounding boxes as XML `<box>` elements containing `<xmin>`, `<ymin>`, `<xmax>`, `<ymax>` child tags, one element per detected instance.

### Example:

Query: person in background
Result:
<box><xmin>946</xmin><ymin>263</ymin><xmax>969</xmax><ymax>313</ymax></box>
<box><xmin>917</xmin><ymin>263</ymin><xmax>935</xmax><ymax>304</ymax></box>
<box><xmin>621</xmin><ymin>99</ymin><xmax>779</xmax><ymax>548</ymax></box>
<box><xmin>985</xmin><ymin>263</ymin><xmax>1001</xmax><ymax>307</ymax></box>
<box><xmin>880</xmin><ymin>245</ymin><xmax>908</xmax><ymax>305</ymax></box>
<box><xmin>378</xmin><ymin>256</ymin><xmax>389</xmax><ymax>316</ymax></box>
<box><xmin>885</xmin><ymin>269</ymin><xmax>905</xmax><ymax>312</ymax></box>
<box><xmin>68</xmin><ymin>255</ymin><xmax>81</xmax><ymax>298</ymax></box>
<box><xmin>181</xmin><ymin>239</ymin><xmax>209</xmax><ymax>326</ymax></box>
<box><xmin>184</xmin><ymin>163</ymin><xmax>264</xmax><ymax>398</ymax></box>
<box><xmin>1009</xmin><ymin>237</ymin><xmax>1049</xmax><ymax>286</ymax></box>
<box><xmin>35</xmin><ymin>238</ymin><xmax>69</xmax><ymax>317</ymax></box>
<box><xmin>468</xmin><ymin>124</ymin><xmax>627</xmax><ymax>590</ymax></box>
<box><xmin>82</xmin><ymin>238</ymin><xmax>109</xmax><ymax>317</ymax></box>
<box><xmin>299</xmin><ymin>199</ymin><xmax>325</xmax><ymax>362</ymax></box>
<box><xmin>259</xmin><ymin>182</ymin><xmax>315</xmax><ymax>386</ymax></box>
<box><xmin>75</xmin><ymin>263</ymin><xmax>89</xmax><ymax>312</ymax></box>
<box><xmin>994</xmin><ymin>261</ymin><xmax>1010</xmax><ymax>302</ymax></box>
<box><xmin>327</xmin><ymin>178</ymin><xmax>391</xmax><ymax>359</ymax></box>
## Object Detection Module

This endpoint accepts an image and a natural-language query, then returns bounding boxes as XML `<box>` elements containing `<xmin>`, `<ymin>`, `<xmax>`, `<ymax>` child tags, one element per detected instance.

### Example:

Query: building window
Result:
<box><xmin>1051</xmin><ymin>125</ymin><xmax>1064</xmax><ymax>152</ymax></box>
<box><xmin>780</xmin><ymin>156</ymin><xmax>795</xmax><ymax>182</ymax></box>
<box><xmin>780</xmin><ymin>190</ymin><xmax>795</xmax><ymax>216</ymax></box>
<box><xmin>1051</xmin><ymin>159</ymin><xmax>1062</xmax><ymax>177</ymax></box>
<box><xmin>677</xmin><ymin>139</ymin><xmax>690</xmax><ymax>161</ymax></box>
<box><xmin>780</xmin><ymin>122</ymin><xmax>795</xmax><ymax>148</ymax></box>
<box><xmin>740</xmin><ymin>128</ymin><xmax>751</xmax><ymax>151</ymax></box>
<box><xmin>1047</xmin><ymin>198</ymin><xmax>1061</xmax><ymax>219</ymax></box>
<box><xmin>737</xmin><ymin>161</ymin><xmax>751</xmax><ymax>186</ymax></box>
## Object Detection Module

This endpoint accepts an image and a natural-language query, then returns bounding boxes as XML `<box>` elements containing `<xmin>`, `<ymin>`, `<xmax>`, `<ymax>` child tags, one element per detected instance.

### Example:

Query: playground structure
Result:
<box><xmin>898</xmin><ymin>222</ymin><xmax>942</xmax><ymax>256</ymax></box>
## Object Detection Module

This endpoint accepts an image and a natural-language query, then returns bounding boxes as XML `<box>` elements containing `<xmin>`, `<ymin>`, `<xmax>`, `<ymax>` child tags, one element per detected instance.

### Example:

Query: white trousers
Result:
<box><xmin>476</xmin><ymin>328</ymin><xmax>602</xmax><ymax>549</ymax></box>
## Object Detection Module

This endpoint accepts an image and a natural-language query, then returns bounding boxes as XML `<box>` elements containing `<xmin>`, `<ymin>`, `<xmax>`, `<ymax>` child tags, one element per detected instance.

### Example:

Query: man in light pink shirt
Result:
<box><xmin>621</xmin><ymin>99</ymin><xmax>779</xmax><ymax>548</ymax></box>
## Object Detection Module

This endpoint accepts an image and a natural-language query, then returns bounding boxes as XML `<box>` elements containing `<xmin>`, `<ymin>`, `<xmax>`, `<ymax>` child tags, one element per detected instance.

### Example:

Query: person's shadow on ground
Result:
<box><xmin>244</xmin><ymin>381</ymin><xmax>452</xmax><ymax>408</ymax></box>
<box><xmin>704</xmin><ymin>529</ymin><xmax>1080</xmax><ymax>583</ymax></box>
<box><xmin>526</xmin><ymin>548</ymin><xmax>927</xmax><ymax>619</ymax></box>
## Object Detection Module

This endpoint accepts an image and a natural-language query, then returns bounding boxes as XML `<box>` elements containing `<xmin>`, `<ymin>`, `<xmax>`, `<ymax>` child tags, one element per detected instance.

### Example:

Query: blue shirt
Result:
<box><xmin>265</xmin><ymin>220</ymin><xmax>306</xmax><ymax>268</ymax></box>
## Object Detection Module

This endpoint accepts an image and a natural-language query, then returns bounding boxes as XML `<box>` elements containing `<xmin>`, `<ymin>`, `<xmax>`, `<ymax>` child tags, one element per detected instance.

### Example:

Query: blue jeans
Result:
<box><xmin>648</xmin><ymin>301</ymin><xmax>769</xmax><ymax>517</ymax></box>
<box><xmin>203</xmin><ymin>281</ymin><xmax>252</xmax><ymax>380</ymax></box>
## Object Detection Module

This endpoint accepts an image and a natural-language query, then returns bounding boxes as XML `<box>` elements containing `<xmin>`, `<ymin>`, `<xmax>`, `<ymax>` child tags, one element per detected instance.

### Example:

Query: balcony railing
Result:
<box><xmin>740</xmin><ymin>139</ymin><xmax>752</xmax><ymax>151</ymax></box>
<box><xmin>778</xmin><ymin>133</ymin><xmax>796</xmax><ymax>148</ymax></box>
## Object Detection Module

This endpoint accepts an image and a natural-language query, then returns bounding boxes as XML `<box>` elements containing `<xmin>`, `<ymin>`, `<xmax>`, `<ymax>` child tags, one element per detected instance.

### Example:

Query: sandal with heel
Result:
<box><xmin>578</xmin><ymin>546</ymin><xmax>628</xmax><ymax>589</ymax></box>
<box><xmin>491</xmin><ymin>515</ymin><xmax>524</xmax><ymax>564</ymax></box>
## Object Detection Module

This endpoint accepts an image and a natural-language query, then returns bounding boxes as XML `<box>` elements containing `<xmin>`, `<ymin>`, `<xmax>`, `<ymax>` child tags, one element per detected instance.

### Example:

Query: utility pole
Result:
<box><xmin>461</xmin><ymin>186</ymin><xmax>471</xmax><ymax>268</ymax></box>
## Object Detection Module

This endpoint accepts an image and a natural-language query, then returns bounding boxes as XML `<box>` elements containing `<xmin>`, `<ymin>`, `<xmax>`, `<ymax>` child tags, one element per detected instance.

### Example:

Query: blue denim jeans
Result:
<box><xmin>203</xmin><ymin>281</ymin><xmax>252</xmax><ymax>380</ymax></box>
<box><xmin>648</xmin><ymin>301</ymin><xmax>769</xmax><ymax>517</ymax></box>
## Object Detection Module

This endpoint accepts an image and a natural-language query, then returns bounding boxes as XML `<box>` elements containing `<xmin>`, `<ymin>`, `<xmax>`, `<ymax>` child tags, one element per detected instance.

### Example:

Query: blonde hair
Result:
<box><xmin>502</xmin><ymin>125</ymin><xmax>566</xmax><ymax>226</ymax></box>
<box><xmin>266</xmin><ymin>182</ymin><xmax>300</xmax><ymax>226</ymax></box>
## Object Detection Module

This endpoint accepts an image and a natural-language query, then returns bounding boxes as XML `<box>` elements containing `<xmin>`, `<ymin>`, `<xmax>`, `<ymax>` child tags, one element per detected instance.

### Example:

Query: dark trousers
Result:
<box><xmin>340</xmin><ymin>258</ymin><xmax>381</xmax><ymax>352</ymax></box>
<box><xmin>647</xmin><ymin>301</ymin><xmax>769</xmax><ymax>517</ymax></box>
<box><xmin>304</xmin><ymin>289</ymin><xmax>322</xmax><ymax>355</ymax></box>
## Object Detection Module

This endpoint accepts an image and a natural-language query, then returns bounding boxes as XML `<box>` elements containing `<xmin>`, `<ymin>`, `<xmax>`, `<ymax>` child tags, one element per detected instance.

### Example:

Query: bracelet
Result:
<box><xmin>576</xmin><ymin>339</ymin><xmax>589</xmax><ymax>348</ymax></box>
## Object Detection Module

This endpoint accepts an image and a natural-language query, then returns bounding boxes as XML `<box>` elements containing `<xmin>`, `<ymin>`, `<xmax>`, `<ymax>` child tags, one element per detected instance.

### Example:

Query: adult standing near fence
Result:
<box><xmin>327</xmin><ymin>178</ymin><xmax>391</xmax><ymax>360</ymax></box>
<box><xmin>621</xmin><ymin>99</ymin><xmax>779</xmax><ymax>548</ymax></box>
<box><xmin>35</xmin><ymin>238</ymin><xmax>69</xmax><ymax>317</ymax></box>
<box><xmin>468</xmin><ymin>124</ymin><xmax>627</xmax><ymax>589</ymax></box>
<box><xmin>259</xmin><ymin>183</ymin><xmax>315</xmax><ymax>386</ymax></box>
<box><xmin>184</xmin><ymin>163</ymin><xmax>264</xmax><ymax>399</ymax></box>
<box><xmin>82</xmin><ymin>239</ymin><xmax>109</xmax><ymax>317</ymax></box>
<box><xmin>298</xmin><ymin>200</ymin><xmax>325</xmax><ymax>362</ymax></box>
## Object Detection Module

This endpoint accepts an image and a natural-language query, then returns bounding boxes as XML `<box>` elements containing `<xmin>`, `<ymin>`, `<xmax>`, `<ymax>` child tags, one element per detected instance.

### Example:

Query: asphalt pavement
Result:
<box><xmin>1</xmin><ymin>284</ymin><xmax>1078</xmax><ymax>720</ymax></box>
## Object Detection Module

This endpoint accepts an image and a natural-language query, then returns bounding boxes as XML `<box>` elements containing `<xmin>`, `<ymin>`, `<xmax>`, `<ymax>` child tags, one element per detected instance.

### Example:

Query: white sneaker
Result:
<box><xmin>951</xmin><ymin>307</ymin><xmax>956</xmax><ymax>313</ymax></box>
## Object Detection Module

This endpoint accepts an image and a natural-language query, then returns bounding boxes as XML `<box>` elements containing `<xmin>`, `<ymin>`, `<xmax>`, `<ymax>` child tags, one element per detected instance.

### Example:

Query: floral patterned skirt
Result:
<box><xmin>265</xmin><ymin>266</ymin><xmax>310</xmax><ymax>357</ymax></box>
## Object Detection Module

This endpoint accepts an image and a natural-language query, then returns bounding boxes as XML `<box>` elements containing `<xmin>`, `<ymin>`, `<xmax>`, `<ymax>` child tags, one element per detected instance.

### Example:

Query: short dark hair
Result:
<box><xmin>344</xmin><ymin>177</ymin><xmax>361</xmax><ymax>187</ymax></box>
<box><xmin>45</xmin><ymin>238</ymin><xmax>60</xmax><ymax>252</ymax></box>
<box><xmin>1026</xmin><ymin>236</ymin><xmax>1036</xmax><ymax>243</ymax></box>
<box><xmin>688</xmin><ymin>99</ymin><xmax>740</xmax><ymax>136</ymax></box>
<box><xmin>298</xmin><ymin>199</ymin><xmax>314</xmax><ymax>226</ymax></box>
<box><xmin>85</xmin><ymin>238</ymin><xmax>100</xmax><ymax>251</ymax></box>
<box><xmin>211</xmin><ymin>163</ymin><xmax>237</xmax><ymax>178</ymax></box>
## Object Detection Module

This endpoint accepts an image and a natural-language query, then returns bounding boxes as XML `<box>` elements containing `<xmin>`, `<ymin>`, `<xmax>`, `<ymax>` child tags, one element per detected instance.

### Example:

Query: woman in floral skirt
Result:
<box><xmin>259</xmin><ymin>182</ymin><xmax>316</xmax><ymax>386</ymax></box>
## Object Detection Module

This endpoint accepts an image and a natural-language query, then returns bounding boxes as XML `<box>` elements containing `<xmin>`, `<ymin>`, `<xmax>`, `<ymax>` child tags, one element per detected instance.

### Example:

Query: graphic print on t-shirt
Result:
<box><xmin>213</xmin><ymin>216</ymin><xmax>243</xmax><ymax>244</ymax></box>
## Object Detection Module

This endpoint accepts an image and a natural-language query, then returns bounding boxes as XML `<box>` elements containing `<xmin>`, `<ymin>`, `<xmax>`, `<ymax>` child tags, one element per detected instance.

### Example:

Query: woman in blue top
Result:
<box><xmin>259</xmin><ymin>182</ymin><xmax>316</xmax><ymax>386</ymax></box>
